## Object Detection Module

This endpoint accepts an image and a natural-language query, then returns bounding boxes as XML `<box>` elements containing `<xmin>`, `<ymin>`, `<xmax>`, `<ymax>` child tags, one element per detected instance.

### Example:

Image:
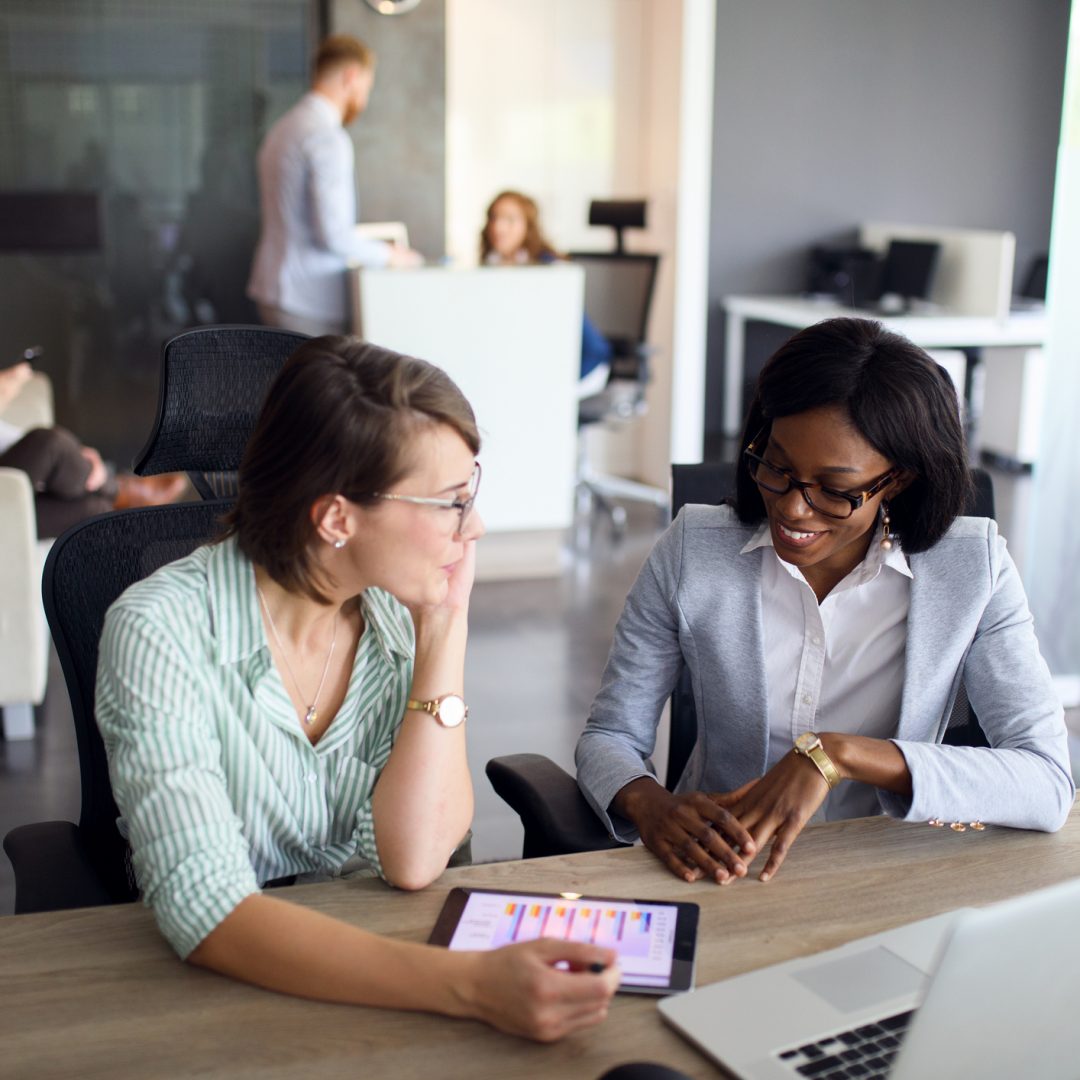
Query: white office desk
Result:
<box><xmin>722</xmin><ymin>294</ymin><xmax>1048</xmax><ymax>438</ymax></box>
<box><xmin>350</xmin><ymin>264</ymin><xmax>584</xmax><ymax>580</ymax></box>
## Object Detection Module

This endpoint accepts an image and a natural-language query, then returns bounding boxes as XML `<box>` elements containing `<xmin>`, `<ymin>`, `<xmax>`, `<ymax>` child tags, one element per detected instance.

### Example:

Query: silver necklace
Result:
<box><xmin>257</xmin><ymin>586</ymin><xmax>338</xmax><ymax>726</ymax></box>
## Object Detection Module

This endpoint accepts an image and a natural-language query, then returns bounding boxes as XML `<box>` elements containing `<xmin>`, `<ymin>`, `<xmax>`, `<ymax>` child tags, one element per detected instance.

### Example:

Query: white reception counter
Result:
<box><xmin>349</xmin><ymin>263</ymin><xmax>583</xmax><ymax>579</ymax></box>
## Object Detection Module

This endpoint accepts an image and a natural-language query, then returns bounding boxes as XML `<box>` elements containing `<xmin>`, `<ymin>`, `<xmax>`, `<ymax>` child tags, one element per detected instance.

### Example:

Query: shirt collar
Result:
<box><xmin>358</xmin><ymin>587</ymin><xmax>415</xmax><ymax>664</ymax></box>
<box><xmin>207</xmin><ymin>536</ymin><xmax>414</xmax><ymax>666</ymax></box>
<box><xmin>304</xmin><ymin>90</ymin><xmax>342</xmax><ymax>126</ymax></box>
<box><xmin>207</xmin><ymin>535</ymin><xmax>264</xmax><ymax>665</ymax></box>
<box><xmin>739</xmin><ymin>519</ymin><xmax>913</xmax><ymax>581</ymax></box>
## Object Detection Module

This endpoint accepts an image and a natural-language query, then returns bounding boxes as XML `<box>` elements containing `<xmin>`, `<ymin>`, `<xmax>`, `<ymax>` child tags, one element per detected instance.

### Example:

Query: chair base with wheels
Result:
<box><xmin>575</xmin><ymin>416</ymin><xmax>669</xmax><ymax>536</ymax></box>
<box><xmin>570</xmin><ymin>216</ymin><xmax>669</xmax><ymax>536</ymax></box>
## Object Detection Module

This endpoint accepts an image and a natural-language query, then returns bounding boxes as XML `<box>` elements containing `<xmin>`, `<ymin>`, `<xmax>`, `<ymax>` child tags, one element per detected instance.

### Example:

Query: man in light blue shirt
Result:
<box><xmin>247</xmin><ymin>34</ymin><xmax>421</xmax><ymax>336</ymax></box>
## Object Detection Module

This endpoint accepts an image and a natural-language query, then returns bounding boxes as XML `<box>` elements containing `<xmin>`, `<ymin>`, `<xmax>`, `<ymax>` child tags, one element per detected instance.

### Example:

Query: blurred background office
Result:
<box><xmin>1</xmin><ymin>0</ymin><xmax>1078</xmax><ymax>912</ymax></box>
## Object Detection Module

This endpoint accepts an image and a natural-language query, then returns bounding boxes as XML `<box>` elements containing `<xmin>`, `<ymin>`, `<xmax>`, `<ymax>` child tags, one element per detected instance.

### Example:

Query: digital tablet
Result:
<box><xmin>428</xmin><ymin>887</ymin><xmax>699</xmax><ymax>996</ymax></box>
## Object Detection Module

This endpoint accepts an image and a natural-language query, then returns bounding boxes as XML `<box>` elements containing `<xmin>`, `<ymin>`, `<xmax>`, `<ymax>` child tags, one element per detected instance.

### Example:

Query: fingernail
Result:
<box><xmin>760</xmin><ymin>871</ymin><xmax>771</xmax><ymax>882</ymax></box>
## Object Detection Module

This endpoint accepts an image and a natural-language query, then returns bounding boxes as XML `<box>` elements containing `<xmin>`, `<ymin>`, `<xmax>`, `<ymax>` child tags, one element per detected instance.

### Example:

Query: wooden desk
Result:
<box><xmin>3</xmin><ymin>807</ymin><xmax>1079</xmax><ymax>1079</ymax></box>
<box><xmin>721</xmin><ymin>294</ymin><xmax>1048</xmax><ymax>438</ymax></box>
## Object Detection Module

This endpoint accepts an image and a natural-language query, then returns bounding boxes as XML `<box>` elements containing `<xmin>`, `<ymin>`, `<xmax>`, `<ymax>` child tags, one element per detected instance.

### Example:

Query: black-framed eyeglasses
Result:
<box><xmin>743</xmin><ymin>428</ymin><xmax>895</xmax><ymax>520</ymax></box>
<box><xmin>369</xmin><ymin>461</ymin><xmax>482</xmax><ymax>534</ymax></box>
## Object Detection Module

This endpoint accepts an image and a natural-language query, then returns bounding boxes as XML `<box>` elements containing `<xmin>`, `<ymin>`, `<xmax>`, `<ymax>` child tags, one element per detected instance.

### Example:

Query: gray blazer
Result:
<box><xmin>576</xmin><ymin>506</ymin><xmax>1074</xmax><ymax>840</ymax></box>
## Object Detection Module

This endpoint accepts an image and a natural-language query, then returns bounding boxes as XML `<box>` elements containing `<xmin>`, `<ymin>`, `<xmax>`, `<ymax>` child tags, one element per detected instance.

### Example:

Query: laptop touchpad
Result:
<box><xmin>792</xmin><ymin>947</ymin><xmax>927</xmax><ymax>1014</ymax></box>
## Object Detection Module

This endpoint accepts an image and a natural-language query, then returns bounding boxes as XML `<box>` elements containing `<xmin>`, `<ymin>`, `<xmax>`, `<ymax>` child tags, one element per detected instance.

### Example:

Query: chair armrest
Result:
<box><xmin>485</xmin><ymin>753</ymin><xmax>628</xmax><ymax>858</ymax></box>
<box><xmin>3</xmin><ymin>821</ymin><xmax>116</xmax><ymax>913</ymax></box>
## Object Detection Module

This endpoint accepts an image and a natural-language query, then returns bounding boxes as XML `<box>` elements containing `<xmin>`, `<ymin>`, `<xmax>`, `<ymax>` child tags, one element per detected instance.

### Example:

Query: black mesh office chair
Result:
<box><xmin>3</xmin><ymin>501</ymin><xmax>232</xmax><ymax>912</ymax></box>
<box><xmin>486</xmin><ymin>465</ymin><xmax>995</xmax><ymax>859</ymax></box>
<box><xmin>571</xmin><ymin>200</ymin><xmax>668</xmax><ymax>534</ymax></box>
<box><xmin>133</xmin><ymin>324</ymin><xmax>308</xmax><ymax>498</ymax></box>
<box><xmin>3</xmin><ymin>325</ymin><xmax>307</xmax><ymax>913</ymax></box>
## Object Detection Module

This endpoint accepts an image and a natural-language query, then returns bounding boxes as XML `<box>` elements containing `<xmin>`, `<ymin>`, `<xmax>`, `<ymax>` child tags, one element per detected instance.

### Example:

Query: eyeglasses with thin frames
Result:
<box><xmin>369</xmin><ymin>461</ymin><xmax>482</xmax><ymax>534</ymax></box>
<box><xmin>743</xmin><ymin>427</ymin><xmax>895</xmax><ymax>520</ymax></box>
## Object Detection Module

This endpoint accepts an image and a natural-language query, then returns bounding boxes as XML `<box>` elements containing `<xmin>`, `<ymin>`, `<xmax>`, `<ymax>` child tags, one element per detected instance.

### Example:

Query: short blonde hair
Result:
<box><xmin>314</xmin><ymin>34</ymin><xmax>376</xmax><ymax>80</ymax></box>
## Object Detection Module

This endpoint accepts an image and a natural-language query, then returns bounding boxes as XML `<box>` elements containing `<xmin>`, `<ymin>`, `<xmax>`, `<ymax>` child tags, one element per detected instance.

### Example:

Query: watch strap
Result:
<box><xmin>795</xmin><ymin>737</ymin><xmax>841</xmax><ymax>789</ymax></box>
<box><xmin>405</xmin><ymin>694</ymin><xmax>468</xmax><ymax>727</ymax></box>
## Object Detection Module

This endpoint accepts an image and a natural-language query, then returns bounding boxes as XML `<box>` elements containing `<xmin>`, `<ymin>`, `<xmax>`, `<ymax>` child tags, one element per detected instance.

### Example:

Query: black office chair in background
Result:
<box><xmin>3</xmin><ymin>325</ymin><xmax>307</xmax><ymax>913</ymax></box>
<box><xmin>486</xmin><ymin>464</ymin><xmax>995</xmax><ymax>859</ymax></box>
<box><xmin>571</xmin><ymin>200</ymin><xmax>668</xmax><ymax>535</ymax></box>
<box><xmin>133</xmin><ymin>323</ymin><xmax>308</xmax><ymax>498</ymax></box>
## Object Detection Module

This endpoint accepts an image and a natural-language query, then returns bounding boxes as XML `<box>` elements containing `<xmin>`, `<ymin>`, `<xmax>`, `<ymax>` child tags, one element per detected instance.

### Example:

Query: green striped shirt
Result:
<box><xmin>95</xmin><ymin>535</ymin><xmax>414</xmax><ymax>959</ymax></box>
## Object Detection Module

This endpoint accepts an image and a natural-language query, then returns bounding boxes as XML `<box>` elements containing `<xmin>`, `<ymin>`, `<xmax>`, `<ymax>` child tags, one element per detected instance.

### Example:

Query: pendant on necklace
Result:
<box><xmin>304</xmin><ymin>706</ymin><xmax>318</xmax><ymax>726</ymax></box>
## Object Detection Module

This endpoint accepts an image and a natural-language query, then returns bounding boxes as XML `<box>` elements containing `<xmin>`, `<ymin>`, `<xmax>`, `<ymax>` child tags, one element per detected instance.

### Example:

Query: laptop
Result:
<box><xmin>658</xmin><ymin>875</ymin><xmax>1080</xmax><ymax>1080</ymax></box>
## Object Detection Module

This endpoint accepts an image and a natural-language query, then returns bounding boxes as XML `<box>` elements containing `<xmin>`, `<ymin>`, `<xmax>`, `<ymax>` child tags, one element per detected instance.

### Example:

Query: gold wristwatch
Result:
<box><xmin>793</xmin><ymin>732</ymin><xmax>841</xmax><ymax>789</ymax></box>
<box><xmin>405</xmin><ymin>693</ymin><xmax>468</xmax><ymax>729</ymax></box>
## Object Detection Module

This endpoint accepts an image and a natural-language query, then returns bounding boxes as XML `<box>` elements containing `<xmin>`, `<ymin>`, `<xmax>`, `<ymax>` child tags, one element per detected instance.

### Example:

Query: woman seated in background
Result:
<box><xmin>576</xmin><ymin>317</ymin><xmax>1074</xmax><ymax>885</ymax></box>
<box><xmin>481</xmin><ymin>190</ymin><xmax>613</xmax><ymax>397</ymax></box>
<box><xmin>0</xmin><ymin>359</ymin><xmax>186</xmax><ymax>536</ymax></box>
<box><xmin>96</xmin><ymin>336</ymin><xmax>618</xmax><ymax>1041</ymax></box>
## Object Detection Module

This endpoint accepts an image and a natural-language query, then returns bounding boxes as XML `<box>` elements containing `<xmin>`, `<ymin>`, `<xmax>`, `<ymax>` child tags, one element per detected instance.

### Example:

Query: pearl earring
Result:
<box><xmin>333</xmin><ymin>538</ymin><xmax>346</xmax><ymax>550</ymax></box>
<box><xmin>880</xmin><ymin>501</ymin><xmax>893</xmax><ymax>551</ymax></box>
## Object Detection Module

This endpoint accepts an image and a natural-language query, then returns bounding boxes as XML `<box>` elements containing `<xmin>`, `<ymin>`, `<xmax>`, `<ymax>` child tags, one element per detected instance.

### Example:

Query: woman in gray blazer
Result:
<box><xmin>576</xmin><ymin>317</ymin><xmax>1074</xmax><ymax>885</ymax></box>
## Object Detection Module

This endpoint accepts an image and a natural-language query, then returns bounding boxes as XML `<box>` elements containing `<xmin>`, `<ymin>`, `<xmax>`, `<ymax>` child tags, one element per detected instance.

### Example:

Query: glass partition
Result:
<box><xmin>0</xmin><ymin>0</ymin><xmax>312</xmax><ymax>463</ymax></box>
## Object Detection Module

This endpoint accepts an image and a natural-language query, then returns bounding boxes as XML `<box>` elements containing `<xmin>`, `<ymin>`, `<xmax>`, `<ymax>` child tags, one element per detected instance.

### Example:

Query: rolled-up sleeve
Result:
<box><xmin>879</xmin><ymin>528</ymin><xmax>1075</xmax><ymax>831</ymax></box>
<box><xmin>96</xmin><ymin>608</ymin><xmax>259</xmax><ymax>959</ymax></box>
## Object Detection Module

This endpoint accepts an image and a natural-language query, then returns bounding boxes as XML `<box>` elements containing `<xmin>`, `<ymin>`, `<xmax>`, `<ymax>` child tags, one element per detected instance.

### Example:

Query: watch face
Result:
<box><xmin>795</xmin><ymin>732</ymin><xmax>820</xmax><ymax>754</ymax></box>
<box><xmin>436</xmin><ymin>694</ymin><xmax>467</xmax><ymax>728</ymax></box>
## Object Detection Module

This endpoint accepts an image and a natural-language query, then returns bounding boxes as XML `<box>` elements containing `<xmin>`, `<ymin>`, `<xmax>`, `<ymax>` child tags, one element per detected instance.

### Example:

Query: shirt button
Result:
<box><xmin>802</xmin><ymin>694</ymin><xmax>813</xmax><ymax>706</ymax></box>
<box><xmin>307</xmin><ymin>772</ymin><xmax>317</xmax><ymax>783</ymax></box>
<box><xmin>812</xmin><ymin>635</ymin><xmax>822</xmax><ymax>645</ymax></box>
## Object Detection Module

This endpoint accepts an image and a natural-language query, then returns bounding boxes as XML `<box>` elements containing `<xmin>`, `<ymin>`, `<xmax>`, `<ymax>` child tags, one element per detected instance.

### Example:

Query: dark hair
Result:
<box><xmin>733</xmin><ymin>317</ymin><xmax>971</xmax><ymax>553</ymax></box>
<box><xmin>222</xmin><ymin>337</ymin><xmax>480</xmax><ymax>602</ymax></box>
<box><xmin>479</xmin><ymin>190</ymin><xmax>560</xmax><ymax>263</ymax></box>
<box><xmin>313</xmin><ymin>33</ymin><xmax>376</xmax><ymax>80</ymax></box>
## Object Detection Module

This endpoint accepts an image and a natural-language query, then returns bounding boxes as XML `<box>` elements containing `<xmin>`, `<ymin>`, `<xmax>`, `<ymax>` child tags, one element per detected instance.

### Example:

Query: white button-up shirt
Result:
<box><xmin>247</xmin><ymin>92</ymin><xmax>390</xmax><ymax>323</ymax></box>
<box><xmin>741</xmin><ymin>522</ymin><xmax>913</xmax><ymax>821</ymax></box>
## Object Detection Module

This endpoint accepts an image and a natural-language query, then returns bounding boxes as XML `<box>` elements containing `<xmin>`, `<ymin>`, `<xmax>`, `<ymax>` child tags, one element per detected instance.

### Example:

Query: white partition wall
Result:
<box><xmin>351</xmin><ymin>264</ymin><xmax>583</xmax><ymax>579</ymax></box>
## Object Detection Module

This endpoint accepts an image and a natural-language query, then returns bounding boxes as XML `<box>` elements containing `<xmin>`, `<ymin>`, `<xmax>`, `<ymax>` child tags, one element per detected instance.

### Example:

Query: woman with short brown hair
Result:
<box><xmin>97</xmin><ymin>336</ymin><xmax>618</xmax><ymax>1040</ymax></box>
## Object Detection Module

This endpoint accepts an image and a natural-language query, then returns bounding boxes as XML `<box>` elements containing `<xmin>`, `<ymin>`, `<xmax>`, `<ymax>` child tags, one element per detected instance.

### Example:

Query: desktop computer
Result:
<box><xmin>806</xmin><ymin>238</ymin><xmax>940</xmax><ymax>313</ymax></box>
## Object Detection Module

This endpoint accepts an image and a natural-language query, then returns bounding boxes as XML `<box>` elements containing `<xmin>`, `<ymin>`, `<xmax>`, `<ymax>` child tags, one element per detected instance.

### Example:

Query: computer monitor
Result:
<box><xmin>879</xmin><ymin>239</ymin><xmax>940</xmax><ymax>303</ymax></box>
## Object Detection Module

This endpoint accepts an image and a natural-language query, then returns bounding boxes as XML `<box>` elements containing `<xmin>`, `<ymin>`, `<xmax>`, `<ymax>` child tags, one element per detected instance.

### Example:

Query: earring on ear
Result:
<box><xmin>333</xmin><ymin>538</ymin><xmax>346</xmax><ymax>550</ymax></box>
<box><xmin>880</xmin><ymin>500</ymin><xmax>893</xmax><ymax>551</ymax></box>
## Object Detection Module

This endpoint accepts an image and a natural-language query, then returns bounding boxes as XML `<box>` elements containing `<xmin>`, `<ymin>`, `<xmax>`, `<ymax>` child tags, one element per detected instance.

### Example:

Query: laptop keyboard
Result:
<box><xmin>776</xmin><ymin>1009</ymin><xmax>915</xmax><ymax>1078</ymax></box>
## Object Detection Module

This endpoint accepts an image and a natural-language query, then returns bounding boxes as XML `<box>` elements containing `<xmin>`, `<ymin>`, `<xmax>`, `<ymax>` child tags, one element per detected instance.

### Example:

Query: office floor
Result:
<box><xmin>2</xmin><ymin>492</ymin><xmax>1078</xmax><ymax>916</ymax></box>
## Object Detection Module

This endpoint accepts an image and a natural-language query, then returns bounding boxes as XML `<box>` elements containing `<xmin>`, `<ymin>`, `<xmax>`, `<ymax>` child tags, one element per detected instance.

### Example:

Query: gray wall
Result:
<box><xmin>704</xmin><ymin>0</ymin><xmax>1070</xmax><ymax>444</ymax></box>
<box><xmin>330</xmin><ymin>0</ymin><xmax>445</xmax><ymax>258</ymax></box>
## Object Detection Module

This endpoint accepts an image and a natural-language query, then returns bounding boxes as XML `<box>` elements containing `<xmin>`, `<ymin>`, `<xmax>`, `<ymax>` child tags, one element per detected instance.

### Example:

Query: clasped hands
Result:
<box><xmin>617</xmin><ymin>750</ymin><xmax>833</xmax><ymax>885</ymax></box>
